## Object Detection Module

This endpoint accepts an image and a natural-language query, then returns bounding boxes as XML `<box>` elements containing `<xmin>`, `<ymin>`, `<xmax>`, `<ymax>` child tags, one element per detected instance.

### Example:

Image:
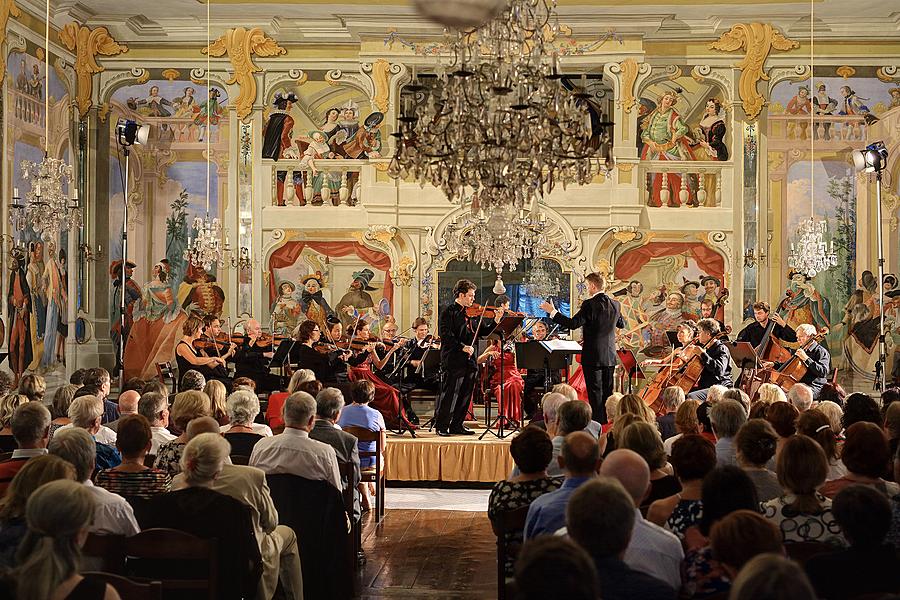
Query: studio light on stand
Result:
<box><xmin>852</xmin><ymin>140</ymin><xmax>889</xmax><ymax>391</ymax></box>
<box><xmin>115</xmin><ymin>118</ymin><xmax>150</xmax><ymax>379</ymax></box>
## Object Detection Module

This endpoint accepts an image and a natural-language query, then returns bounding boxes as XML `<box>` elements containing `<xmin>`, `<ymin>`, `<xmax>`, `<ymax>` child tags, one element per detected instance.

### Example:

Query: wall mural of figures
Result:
<box><xmin>638</xmin><ymin>72</ymin><xmax>730</xmax><ymax>207</ymax></box>
<box><xmin>610</xmin><ymin>240</ymin><xmax>727</xmax><ymax>359</ymax></box>
<box><xmin>106</xmin><ymin>76</ymin><xmax>229</xmax><ymax>378</ymax></box>
<box><xmin>261</xmin><ymin>76</ymin><xmax>384</xmax><ymax>206</ymax></box>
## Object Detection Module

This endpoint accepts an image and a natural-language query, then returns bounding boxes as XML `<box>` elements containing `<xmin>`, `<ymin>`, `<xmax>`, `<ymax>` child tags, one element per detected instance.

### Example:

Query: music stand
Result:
<box><xmin>480</xmin><ymin>314</ymin><xmax>524</xmax><ymax>441</ymax></box>
<box><xmin>728</xmin><ymin>341</ymin><xmax>762</xmax><ymax>393</ymax></box>
<box><xmin>616</xmin><ymin>348</ymin><xmax>643</xmax><ymax>393</ymax></box>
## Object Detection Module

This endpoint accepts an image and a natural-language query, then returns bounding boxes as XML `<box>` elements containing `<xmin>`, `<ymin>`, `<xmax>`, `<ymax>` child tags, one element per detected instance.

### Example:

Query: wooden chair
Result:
<box><xmin>490</xmin><ymin>505</ymin><xmax>531</xmax><ymax>600</ymax></box>
<box><xmin>229</xmin><ymin>454</ymin><xmax>250</xmax><ymax>465</ymax></box>
<box><xmin>337</xmin><ymin>460</ymin><xmax>363</xmax><ymax>565</ymax></box>
<box><xmin>82</xmin><ymin>534</ymin><xmax>127</xmax><ymax>574</ymax></box>
<box><xmin>123</xmin><ymin>528</ymin><xmax>218</xmax><ymax>599</ymax></box>
<box><xmin>155</xmin><ymin>362</ymin><xmax>178</xmax><ymax>394</ymax></box>
<box><xmin>341</xmin><ymin>425</ymin><xmax>385</xmax><ymax>523</ymax></box>
<box><xmin>143</xmin><ymin>454</ymin><xmax>156</xmax><ymax>468</ymax></box>
<box><xmin>82</xmin><ymin>572</ymin><xmax>162</xmax><ymax>600</ymax></box>
<box><xmin>0</xmin><ymin>451</ymin><xmax>14</xmax><ymax>463</ymax></box>
<box><xmin>783</xmin><ymin>540</ymin><xmax>836</xmax><ymax>566</ymax></box>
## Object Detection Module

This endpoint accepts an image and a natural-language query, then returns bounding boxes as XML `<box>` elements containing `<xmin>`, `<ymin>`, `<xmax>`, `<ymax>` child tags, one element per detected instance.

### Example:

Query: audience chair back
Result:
<box><xmin>783</xmin><ymin>540</ymin><xmax>835</xmax><ymax>566</ymax></box>
<box><xmin>155</xmin><ymin>362</ymin><xmax>178</xmax><ymax>394</ymax></box>
<box><xmin>337</xmin><ymin>460</ymin><xmax>362</xmax><ymax>565</ymax></box>
<box><xmin>83</xmin><ymin>533</ymin><xmax>127</xmax><ymax>574</ymax></box>
<box><xmin>229</xmin><ymin>454</ymin><xmax>250</xmax><ymax>465</ymax></box>
<box><xmin>123</xmin><ymin>528</ymin><xmax>218</xmax><ymax>600</ymax></box>
<box><xmin>342</xmin><ymin>425</ymin><xmax>385</xmax><ymax>523</ymax></box>
<box><xmin>82</xmin><ymin>572</ymin><xmax>163</xmax><ymax>600</ymax></box>
<box><xmin>490</xmin><ymin>505</ymin><xmax>531</xmax><ymax>600</ymax></box>
<box><xmin>0</xmin><ymin>451</ymin><xmax>13</xmax><ymax>463</ymax></box>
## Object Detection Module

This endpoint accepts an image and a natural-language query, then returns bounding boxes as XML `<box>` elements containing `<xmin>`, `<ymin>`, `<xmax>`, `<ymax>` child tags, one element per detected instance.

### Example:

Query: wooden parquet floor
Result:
<box><xmin>356</xmin><ymin>509</ymin><xmax>497</xmax><ymax>599</ymax></box>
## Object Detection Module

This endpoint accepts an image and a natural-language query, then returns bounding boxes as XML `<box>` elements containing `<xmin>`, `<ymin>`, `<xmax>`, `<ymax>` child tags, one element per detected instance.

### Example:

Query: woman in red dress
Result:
<box><xmin>346</xmin><ymin>321</ymin><xmax>415</xmax><ymax>429</ymax></box>
<box><xmin>478</xmin><ymin>338</ymin><xmax>525</xmax><ymax>424</ymax></box>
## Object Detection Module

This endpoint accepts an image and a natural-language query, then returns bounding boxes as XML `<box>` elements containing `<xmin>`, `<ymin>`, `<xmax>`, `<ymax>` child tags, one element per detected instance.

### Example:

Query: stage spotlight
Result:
<box><xmin>851</xmin><ymin>141</ymin><xmax>888</xmax><ymax>173</ymax></box>
<box><xmin>115</xmin><ymin>118</ymin><xmax>150</xmax><ymax>147</ymax></box>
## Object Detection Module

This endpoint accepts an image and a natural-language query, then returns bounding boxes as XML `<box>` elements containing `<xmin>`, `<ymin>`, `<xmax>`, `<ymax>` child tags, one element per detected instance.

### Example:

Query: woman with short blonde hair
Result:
<box><xmin>203</xmin><ymin>379</ymin><xmax>228</xmax><ymax>426</ymax></box>
<box><xmin>154</xmin><ymin>390</ymin><xmax>211</xmax><ymax>477</ymax></box>
<box><xmin>18</xmin><ymin>373</ymin><xmax>46</xmax><ymax>403</ymax></box>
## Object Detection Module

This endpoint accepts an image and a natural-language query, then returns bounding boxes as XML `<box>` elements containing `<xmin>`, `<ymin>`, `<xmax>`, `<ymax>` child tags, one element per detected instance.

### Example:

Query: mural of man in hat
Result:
<box><xmin>109</xmin><ymin>259</ymin><xmax>141</xmax><ymax>374</ymax></box>
<box><xmin>681</xmin><ymin>280</ymin><xmax>702</xmax><ymax>318</ymax></box>
<box><xmin>778</xmin><ymin>269</ymin><xmax>831</xmax><ymax>332</ymax></box>
<box><xmin>298</xmin><ymin>271</ymin><xmax>335</xmax><ymax>332</ymax></box>
<box><xmin>8</xmin><ymin>248</ymin><xmax>33</xmax><ymax>387</ymax></box>
<box><xmin>262</xmin><ymin>91</ymin><xmax>299</xmax><ymax>161</ymax></box>
<box><xmin>342</xmin><ymin>111</ymin><xmax>384</xmax><ymax>159</ymax></box>
<box><xmin>336</xmin><ymin>268</ymin><xmax>377</xmax><ymax>328</ymax></box>
<box><xmin>178</xmin><ymin>262</ymin><xmax>225</xmax><ymax>319</ymax></box>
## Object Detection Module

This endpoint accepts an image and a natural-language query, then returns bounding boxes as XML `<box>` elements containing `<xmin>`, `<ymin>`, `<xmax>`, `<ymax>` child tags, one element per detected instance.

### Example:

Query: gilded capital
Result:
<box><xmin>59</xmin><ymin>22</ymin><xmax>128</xmax><ymax>118</ymax></box>
<box><xmin>0</xmin><ymin>0</ymin><xmax>21</xmax><ymax>85</ymax></box>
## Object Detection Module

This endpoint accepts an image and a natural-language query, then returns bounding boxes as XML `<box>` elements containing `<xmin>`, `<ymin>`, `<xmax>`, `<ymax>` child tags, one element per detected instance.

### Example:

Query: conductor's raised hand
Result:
<box><xmin>539</xmin><ymin>300</ymin><xmax>555</xmax><ymax>314</ymax></box>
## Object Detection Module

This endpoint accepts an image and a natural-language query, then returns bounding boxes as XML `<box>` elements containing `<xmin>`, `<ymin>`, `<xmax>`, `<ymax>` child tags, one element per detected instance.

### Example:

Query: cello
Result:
<box><xmin>764</xmin><ymin>327</ymin><xmax>829</xmax><ymax>393</ymax></box>
<box><xmin>639</xmin><ymin>345</ymin><xmax>694</xmax><ymax>415</ymax></box>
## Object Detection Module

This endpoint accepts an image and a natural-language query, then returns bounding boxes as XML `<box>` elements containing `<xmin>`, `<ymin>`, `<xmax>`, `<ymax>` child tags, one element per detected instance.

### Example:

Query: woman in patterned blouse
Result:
<box><xmin>96</xmin><ymin>414</ymin><xmax>170</xmax><ymax>498</ymax></box>
<box><xmin>647</xmin><ymin>434</ymin><xmax>716</xmax><ymax>538</ymax></box>
<box><xmin>488</xmin><ymin>427</ymin><xmax>561</xmax><ymax>578</ymax></box>
<box><xmin>154</xmin><ymin>390</ymin><xmax>211</xmax><ymax>477</ymax></box>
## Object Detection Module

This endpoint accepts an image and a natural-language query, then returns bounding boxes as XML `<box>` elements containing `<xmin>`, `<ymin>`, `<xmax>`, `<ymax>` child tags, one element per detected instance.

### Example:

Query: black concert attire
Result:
<box><xmin>522</xmin><ymin>360</ymin><xmax>561</xmax><ymax>419</ymax></box>
<box><xmin>175</xmin><ymin>341</ymin><xmax>232</xmax><ymax>389</ymax></box>
<box><xmin>291</xmin><ymin>343</ymin><xmax>340</xmax><ymax>384</ymax></box>
<box><xmin>774</xmin><ymin>341</ymin><xmax>831</xmax><ymax>398</ymax></box>
<box><xmin>550</xmin><ymin>293</ymin><xmax>625</xmax><ymax>423</ymax></box>
<box><xmin>374</xmin><ymin>344</ymin><xmax>420</xmax><ymax>423</ymax></box>
<box><xmin>195</xmin><ymin>339</ymin><xmax>234</xmax><ymax>389</ymax></box>
<box><xmin>234</xmin><ymin>338</ymin><xmax>282</xmax><ymax>392</ymax></box>
<box><xmin>686</xmin><ymin>339</ymin><xmax>733</xmax><ymax>401</ymax></box>
<box><xmin>404</xmin><ymin>343</ymin><xmax>440</xmax><ymax>392</ymax></box>
<box><xmin>736</xmin><ymin>320</ymin><xmax>797</xmax><ymax>348</ymax></box>
<box><xmin>437</xmin><ymin>303</ymin><xmax>498</xmax><ymax>432</ymax></box>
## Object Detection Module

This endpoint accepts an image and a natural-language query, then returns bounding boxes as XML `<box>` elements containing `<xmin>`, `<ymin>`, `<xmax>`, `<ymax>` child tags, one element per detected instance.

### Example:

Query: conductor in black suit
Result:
<box><xmin>539</xmin><ymin>272</ymin><xmax>624</xmax><ymax>423</ymax></box>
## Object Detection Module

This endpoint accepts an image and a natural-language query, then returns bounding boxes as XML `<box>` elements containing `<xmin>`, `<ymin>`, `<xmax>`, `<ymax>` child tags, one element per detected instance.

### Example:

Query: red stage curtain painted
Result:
<box><xmin>268</xmin><ymin>241</ymin><xmax>393</xmax><ymax>308</ymax></box>
<box><xmin>614</xmin><ymin>242</ymin><xmax>725</xmax><ymax>281</ymax></box>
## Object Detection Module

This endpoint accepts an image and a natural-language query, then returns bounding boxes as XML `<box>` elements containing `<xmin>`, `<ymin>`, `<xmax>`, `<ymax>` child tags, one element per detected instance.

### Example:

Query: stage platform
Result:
<box><xmin>384</xmin><ymin>425</ymin><xmax>516</xmax><ymax>483</ymax></box>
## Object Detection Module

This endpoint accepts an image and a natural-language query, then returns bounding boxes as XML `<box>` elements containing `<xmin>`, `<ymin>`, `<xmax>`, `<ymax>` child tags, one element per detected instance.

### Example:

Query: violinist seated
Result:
<box><xmin>736</xmin><ymin>301</ymin><xmax>797</xmax><ymax>350</ymax></box>
<box><xmin>403</xmin><ymin>318</ymin><xmax>441</xmax><ymax>393</ymax></box>
<box><xmin>289</xmin><ymin>320</ymin><xmax>350</xmax><ymax>385</ymax></box>
<box><xmin>640</xmin><ymin>321</ymin><xmax>698</xmax><ymax>369</ymax></box>
<box><xmin>176</xmin><ymin>316</ymin><xmax>229</xmax><ymax>389</ymax></box>
<box><xmin>372</xmin><ymin>320</ymin><xmax>420</xmax><ymax>424</ymax></box>
<box><xmin>760</xmin><ymin>323</ymin><xmax>830</xmax><ymax>399</ymax></box>
<box><xmin>683</xmin><ymin>318</ymin><xmax>733</xmax><ymax>401</ymax></box>
<box><xmin>477</xmin><ymin>336</ymin><xmax>526</xmax><ymax>424</ymax></box>
<box><xmin>233</xmin><ymin>318</ymin><xmax>282</xmax><ymax>393</ymax></box>
<box><xmin>521</xmin><ymin>320</ymin><xmax>561</xmax><ymax>420</ymax></box>
<box><xmin>191</xmin><ymin>315</ymin><xmax>236</xmax><ymax>388</ymax></box>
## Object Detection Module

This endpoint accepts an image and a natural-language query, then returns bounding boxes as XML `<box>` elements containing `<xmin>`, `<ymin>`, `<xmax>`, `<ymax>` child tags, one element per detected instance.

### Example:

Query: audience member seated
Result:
<box><xmin>14</xmin><ymin>480</ymin><xmax>121</xmax><ymax>600</ymax></box>
<box><xmin>82</xmin><ymin>367</ymin><xmax>118</xmax><ymax>424</ymax></box>
<box><xmin>153</xmin><ymin>390</ymin><xmax>211</xmax><ymax>477</ymax></box>
<box><xmin>735</xmin><ymin>418</ymin><xmax>782</xmax><ymax>502</ymax></box>
<box><xmin>647</xmin><ymin>434</ymin><xmax>716</xmax><ymax>538</ymax></box>
<box><xmin>722</xmin><ymin>388</ymin><xmax>750</xmax><ymax>412</ymax></box>
<box><xmin>203</xmin><ymin>379</ymin><xmax>229</xmax><ymax>426</ymax></box>
<box><xmin>709</xmin><ymin>510</ymin><xmax>783</xmax><ymax>583</ymax></box>
<box><xmin>62</xmin><ymin>396</ymin><xmax>121</xmax><ymax>470</ymax></box>
<box><xmin>0</xmin><ymin>455</ymin><xmax>75</xmax><ymax>568</ymax></box>
<box><xmin>137</xmin><ymin>391</ymin><xmax>175</xmax><ymax>454</ymax></box>
<box><xmin>762</xmin><ymin>434</ymin><xmax>844</xmax><ymax>545</ymax></box>
<box><xmin>488</xmin><ymin>427</ymin><xmax>561</xmax><ymax>578</ymax></box>
<box><xmin>170</xmin><ymin>418</ymin><xmax>304</xmax><ymax>600</ymax></box>
<box><xmin>524</xmin><ymin>431</ymin><xmax>598</xmax><ymax>540</ymax></box>
<box><xmin>709</xmin><ymin>399</ymin><xmax>747</xmax><ymax>466</ymax></box>
<box><xmin>663</xmin><ymin>399</ymin><xmax>701</xmax><ymax>455</ymax></box>
<box><xmin>729</xmin><ymin>554</ymin><xmax>817</xmax><ymax>600</ymax></box>
<box><xmin>140</xmin><ymin>379</ymin><xmax>168</xmax><ymax>397</ymax></box>
<box><xmin>308</xmin><ymin>388</ymin><xmax>362</xmax><ymax>520</ymax></box>
<box><xmin>233</xmin><ymin>376</ymin><xmax>257</xmax><ymax>393</ymax></box>
<box><xmin>545</xmin><ymin>401</ymin><xmax>594</xmax><ymax>477</ymax></box>
<box><xmin>805</xmin><ymin>485</ymin><xmax>900</xmax><ymax>599</ymax></box>
<box><xmin>49</xmin><ymin>428</ymin><xmax>139</xmax><ymax>536</ymax></box>
<box><xmin>336</xmin><ymin>380</ymin><xmax>385</xmax><ymax>509</ymax></box>
<box><xmin>0</xmin><ymin>402</ymin><xmax>51</xmax><ymax>496</ymax></box>
<box><xmin>885</xmin><ymin>401</ymin><xmax>900</xmax><ymax>465</ymax></box>
<box><xmin>681</xmin><ymin>466</ymin><xmax>759</xmax><ymax>599</ymax></box>
<box><xmin>788</xmin><ymin>384</ymin><xmax>814</xmax><ymax>413</ymax></box>
<box><xmin>17</xmin><ymin>373</ymin><xmax>45</xmax><ymax>405</ymax></box>
<box><xmin>816</xmin><ymin>400</ymin><xmax>844</xmax><ymax>437</ymax></box>
<box><xmin>221</xmin><ymin>390</ymin><xmax>272</xmax><ymax>457</ymax></box>
<box><xmin>757</xmin><ymin>382</ymin><xmax>788</xmax><ymax>405</ymax></box>
<box><xmin>267</xmin><ymin>369</ymin><xmax>315</xmax><ymax>433</ymax></box>
<box><xmin>797</xmin><ymin>408</ymin><xmax>847</xmax><ymax>481</ymax></box>
<box><xmin>69</xmin><ymin>368</ymin><xmax>87</xmax><ymax>387</ymax></box>
<box><xmin>180</xmin><ymin>369</ymin><xmax>207</xmax><ymax>392</ymax></box>
<box><xmin>566</xmin><ymin>477</ymin><xmax>676</xmax><ymax>600</ymax></box>
<box><xmin>656</xmin><ymin>386</ymin><xmax>684</xmax><ymax>441</ymax></box>
<box><xmin>105</xmin><ymin>389</ymin><xmax>139</xmax><ymax>433</ymax></box>
<box><xmin>140</xmin><ymin>433</ymin><xmax>262</xmax><ymax>600</ymax></box>
<box><xmin>618</xmin><ymin>422</ymin><xmax>680</xmax><ymax>507</ymax></box>
<box><xmin>514</xmin><ymin>536</ymin><xmax>599</xmax><ymax>600</ymax></box>
<box><xmin>0</xmin><ymin>393</ymin><xmax>27</xmax><ymax>450</ymax></box>
<box><xmin>250</xmin><ymin>391</ymin><xmax>341</xmax><ymax>491</ymax></box>
<box><xmin>95</xmin><ymin>414</ymin><xmax>171</xmax><ymax>499</ymax></box>
<box><xmin>604</xmin><ymin>392</ymin><xmax>622</xmax><ymax>434</ymax></box>
<box><xmin>842</xmin><ymin>392</ymin><xmax>882</xmax><ymax>429</ymax></box>
<box><xmin>888</xmin><ymin>446</ymin><xmax>900</xmax><ymax>549</ymax></box>
<box><xmin>600</xmin><ymin>448</ymin><xmax>683</xmax><ymax>591</ymax></box>
<box><xmin>817</xmin><ymin>382</ymin><xmax>847</xmax><ymax>408</ymax></box>
<box><xmin>524</xmin><ymin>392</ymin><xmax>566</xmax><ymax>466</ymax></box>
<box><xmin>820</xmin><ymin>421</ymin><xmax>899</xmax><ymax>498</ymax></box>
<box><xmin>551</xmin><ymin>383</ymin><xmax>602</xmax><ymax>437</ymax></box>
<box><xmin>48</xmin><ymin>384</ymin><xmax>78</xmax><ymax>438</ymax></box>
<box><xmin>765</xmin><ymin>401</ymin><xmax>800</xmax><ymax>460</ymax></box>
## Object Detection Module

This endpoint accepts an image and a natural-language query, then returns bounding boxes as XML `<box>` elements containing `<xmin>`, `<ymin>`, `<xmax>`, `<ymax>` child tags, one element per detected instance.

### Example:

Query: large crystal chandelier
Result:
<box><xmin>787</xmin><ymin>217</ymin><xmax>837</xmax><ymax>278</ymax></box>
<box><xmin>524</xmin><ymin>258</ymin><xmax>561</xmax><ymax>298</ymax></box>
<box><xmin>12</xmin><ymin>0</ymin><xmax>81</xmax><ymax>241</ymax></box>
<box><xmin>390</xmin><ymin>0</ymin><xmax>613</xmax><ymax>212</ymax></box>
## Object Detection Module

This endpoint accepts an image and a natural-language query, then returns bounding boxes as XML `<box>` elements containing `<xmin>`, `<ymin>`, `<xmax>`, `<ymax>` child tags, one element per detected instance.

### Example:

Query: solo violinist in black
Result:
<box><xmin>436</xmin><ymin>279</ymin><xmax>504</xmax><ymax>436</ymax></box>
<box><xmin>233</xmin><ymin>318</ymin><xmax>282</xmax><ymax>392</ymax></box>
<box><xmin>685</xmin><ymin>318</ymin><xmax>733</xmax><ymax>401</ymax></box>
<box><xmin>736</xmin><ymin>301</ymin><xmax>797</xmax><ymax>348</ymax></box>
<box><xmin>761</xmin><ymin>323</ymin><xmax>831</xmax><ymax>398</ymax></box>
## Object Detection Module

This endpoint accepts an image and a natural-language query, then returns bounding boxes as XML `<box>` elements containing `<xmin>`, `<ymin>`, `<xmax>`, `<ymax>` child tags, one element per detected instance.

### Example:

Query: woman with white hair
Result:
<box><xmin>15</xmin><ymin>479</ymin><xmax>121</xmax><ymax>600</ymax></box>
<box><xmin>266</xmin><ymin>368</ymin><xmax>316</xmax><ymax>433</ymax></box>
<box><xmin>140</xmin><ymin>433</ymin><xmax>262</xmax><ymax>600</ymax></box>
<box><xmin>221</xmin><ymin>390</ymin><xmax>272</xmax><ymax>456</ymax></box>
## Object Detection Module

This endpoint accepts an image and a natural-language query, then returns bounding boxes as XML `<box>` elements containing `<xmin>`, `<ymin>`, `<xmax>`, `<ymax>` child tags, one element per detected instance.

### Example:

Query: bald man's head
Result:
<box><xmin>559</xmin><ymin>431</ymin><xmax>600</xmax><ymax>477</ymax></box>
<box><xmin>599</xmin><ymin>448</ymin><xmax>651</xmax><ymax>506</ymax></box>
<box><xmin>186</xmin><ymin>416</ymin><xmax>221</xmax><ymax>440</ymax></box>
<box><xmin>117</xmin><ymin>390</ymin><xmax>140</xmax><ymax>415</ymax></box>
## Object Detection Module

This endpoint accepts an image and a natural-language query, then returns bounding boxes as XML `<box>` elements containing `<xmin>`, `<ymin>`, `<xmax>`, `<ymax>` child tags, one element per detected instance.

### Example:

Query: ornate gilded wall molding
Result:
<box><xmin>766</xmin><ymin>65</ymin><xmax>811</xmax><ymax>97</ymax></box>
<box><xmin>709</xmin><ymin>23</ymin><xmax>798</xmax><ymax>121</ymax></box>
<box><xmin>607</xmin><ymin>58</ymin><xmax>648</xmax><ymax>114</ymax></box>
<box><xmin>325</xmin><ymin>67</ymin><xmax>375</xmax><ymax>99</ymax></box>
<box><xmin>363</xmin><ymin>59</ymin><xmax>403</xmax><ymax>114</ymax></box>
<box><xmin>876</xmin><ymin>66</ymin><xmax>899</xmax><ymax>83</ymax></box>
<box><xmin>203</xmin><ymin>27</ymin><xmax>286</xmax><ymax>122</ymax></box>
<box><xmin>58</xmin><ymin>22</ymin><xmax>128</xmax><ymax>119</ymax></box>
<box><xmin>0</xmin><ymin>0</ymin><xmax>21</xmax><ymax>85</ymax></box>
<box><xmin>263</xmin><ymin>69</ymin><xmax>308</xmax><ymax>104</ymax></box>
<box><xmin>690</xmin><ymin>65</ymin><xmax>733</xmax><ymax>98</ymax></box>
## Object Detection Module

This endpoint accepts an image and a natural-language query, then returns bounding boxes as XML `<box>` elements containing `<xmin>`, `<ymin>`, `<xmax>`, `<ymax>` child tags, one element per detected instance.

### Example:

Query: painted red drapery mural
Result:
<box><xmin>614</xmin><ymin>241</ymin><xmax>725</xmax><ymax>281</ymax></box>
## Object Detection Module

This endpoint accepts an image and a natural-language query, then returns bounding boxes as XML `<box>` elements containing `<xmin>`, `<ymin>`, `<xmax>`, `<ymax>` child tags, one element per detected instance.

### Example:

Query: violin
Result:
<box><xmin>465</xmin><ymin>303</ymin><xmax>526</xmax><ymax>319</ymax></box>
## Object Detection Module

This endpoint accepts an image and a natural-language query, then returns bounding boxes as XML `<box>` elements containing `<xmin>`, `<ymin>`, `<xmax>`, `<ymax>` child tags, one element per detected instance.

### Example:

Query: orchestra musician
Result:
<box><xmin>372</xmin><ymin>320</ymin><xmax>420</xmax><ymax>424</ymax></box>
<box><xmin>736</xmin><ymin>301</ymin><xmax>797</xmax><ymax>348</ymax></box>
<box><xmin>437</xmin><ymin>279</ymin><xmax>504</xmax><ymax>436</ymax></box>
<box><xmin>640</xmin><ymin>321</ymin><xmax>698</xmax><ymax>369</ymax></box>
<box><xmin>175</xmin><ymin>316</ymin><xmax>227</xmax><ymax>388</ymax></box>
<box><xmin>521</xmin><ymin>319</ymin><xmax>561</xmax><ymax>419</ymax></box>
<box><xmin>477</xmin><ymin>295</ymin><xmax>525</xmax><ymax>424</ymax></box>
<box><xmin>699</xmin><ymin>300</ymin><xmax>728</xmax><ymax>339</ymax></box>
<box><xmin>684</xmin><ymin>318</ymin><xmax>733</xmax><ymax>401</ymax></box>
<box><xmin>761</xmin><ymin>323</ymin><xmax>831</xmax><ymax>398</ymax></box>
<box><xmin>191</xmin><ymin>315</ymin><xmax>235</xmax><ymax>388</ymax></box>
<box><xmin>233</xmin><ymin>318</ymin><xmax>282</xmax><ymax>393</ymax></box>
<box><xmin>290</xmin><ymin>319</ymin><xmax>349</xmax><ymax>384</ymax></box>
<box><xmin>404</xmin><ymin>317</ymin><xmax>440</xmax><ymax>393</ymax></box>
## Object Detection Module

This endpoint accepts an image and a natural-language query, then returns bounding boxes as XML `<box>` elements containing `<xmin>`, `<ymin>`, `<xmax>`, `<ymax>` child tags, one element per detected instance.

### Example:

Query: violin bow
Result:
<box><xmin>471</xmin><ymin>304</ymin><xmax>488</xmax><ymax>346</ymax></box>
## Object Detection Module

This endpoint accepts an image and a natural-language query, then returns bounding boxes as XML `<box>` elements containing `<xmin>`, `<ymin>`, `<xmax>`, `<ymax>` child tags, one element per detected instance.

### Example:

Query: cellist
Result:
<box><xmin>685</xmin><ymin>318</ymin><xmax>733</xmax><ymax>401</ymax></box>
<box><xmin>640</xmin><ymin>321</ymin><xmax>698</xmax><ymax>369</ymax></box>
<box><xmin>761</xmin><ymin>323</ymin><xmax>830</xmax><ymax>398</ymax></box>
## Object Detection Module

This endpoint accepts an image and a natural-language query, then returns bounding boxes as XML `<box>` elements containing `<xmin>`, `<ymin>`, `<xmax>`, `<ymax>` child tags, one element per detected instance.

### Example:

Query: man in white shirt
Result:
<box><xmin>49</xmin><ymin>427</ymin><xmax>139</xmax><ymax>536</ymax></box>
<box><xmin>0</xmin><ymin>402</ymin><xmax>51</xmax><ymax>495</ymax></box>
<box><xmin>106</xmin><ymin>389</ymin><xmax>140</xmax><ymax>433</ymax></box>
<box><xmin>138</xmin><ymin>391</ymin><xmax>176</xmax><ymax>454</ymax></box>
<box><xmin>600</xmin><ymin>448</ymin><xmax>683</xmax><ymax>590</ymax></box>
<box><xmin>709</xmin><ymin>399</ymin><xmax>747</xmax><ymax>467</ymax></box>
<box><xmin>58</xmin><ymin>395</ymin><xmax>118</xmax><ymax>446</ymax></box>
<box><xmin>250</xmin><ymin>391</ymin><xmax>341</xmax><ymax>490</ymax></box>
